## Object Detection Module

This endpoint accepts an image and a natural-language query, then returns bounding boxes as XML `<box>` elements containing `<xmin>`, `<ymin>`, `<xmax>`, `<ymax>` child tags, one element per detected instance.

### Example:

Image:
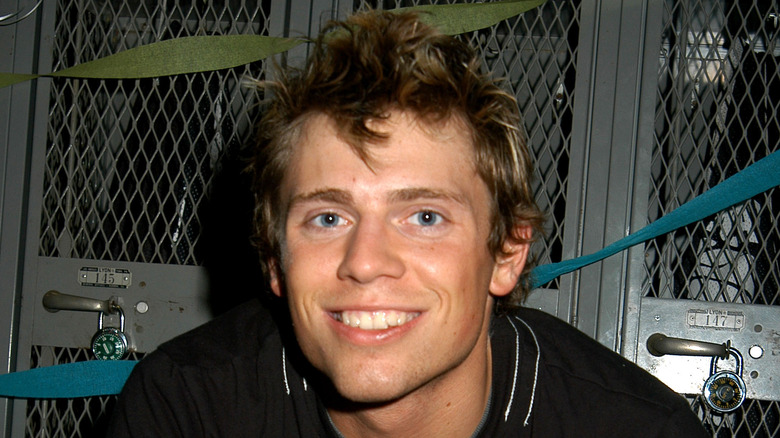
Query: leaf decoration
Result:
<box><xmin>404</xmin><ymin>0</ymin><xmax>546</xmax><ymax>35</ymax></box>
<box><xmin>48</xmin><ymin>35</ymin><xmax>302</xmax><ymax>80</ymax></box>
<box><xmin>0</xmin><ymin>1</ymin><xmax>546</xmax><ymax>88</ymax></box>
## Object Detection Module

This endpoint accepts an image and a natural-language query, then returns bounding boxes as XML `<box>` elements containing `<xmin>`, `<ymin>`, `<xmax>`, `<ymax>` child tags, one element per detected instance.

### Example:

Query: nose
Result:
<box><xmin>337</xmin><ymin>218</ymin><xmax>405</xmax><ymax>283</ymax></box>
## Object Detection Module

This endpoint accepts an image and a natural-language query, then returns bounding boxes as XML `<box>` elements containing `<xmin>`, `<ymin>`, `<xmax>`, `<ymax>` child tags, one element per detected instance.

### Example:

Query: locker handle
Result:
<box><xmin>42</xmin><ymin>290</ymin><xmax>115</xmax><ymax>313</ymax></box>
<box><xmin>646</xmin><ymin>333</ymin><xmax>729</xmax><ymax>359</ymax></box>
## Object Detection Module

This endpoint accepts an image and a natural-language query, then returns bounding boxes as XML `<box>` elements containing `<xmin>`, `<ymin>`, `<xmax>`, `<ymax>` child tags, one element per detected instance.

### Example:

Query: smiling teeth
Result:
<box><xmin>333</xmin><ymin>310</ymin><xmax>420</xmax><ymax>330</ymax></box>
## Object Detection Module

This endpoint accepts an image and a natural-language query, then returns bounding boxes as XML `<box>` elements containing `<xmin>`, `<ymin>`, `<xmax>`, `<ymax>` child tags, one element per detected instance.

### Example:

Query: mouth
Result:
<box><xmin>330</xmin><ymin>310</ymin><xmax>421</xmax><ymax>330</ymax></box>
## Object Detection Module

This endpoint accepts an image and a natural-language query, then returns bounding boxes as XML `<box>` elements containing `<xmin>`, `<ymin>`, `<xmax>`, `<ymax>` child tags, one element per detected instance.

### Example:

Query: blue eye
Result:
<box><xmin>411</xmin><ymin>211</ymin><xmax>442</xmax><ymax>226</ymax></box>
<box><xmin>315</xmin><ymin>213</ymin><xmax>344</xmax><ymax>228</ymax></box>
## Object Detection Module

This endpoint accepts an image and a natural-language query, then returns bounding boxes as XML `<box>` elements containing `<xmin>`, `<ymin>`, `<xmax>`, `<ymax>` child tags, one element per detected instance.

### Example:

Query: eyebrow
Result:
<box><xmin>386</xmin><ymin>187</ymin><xmax>468</xmax><ymax>206</ymax></box>
<box><xmin>289</xmin><ymin>188</ymin><xmax>353</xmax><ymax>206</ymax></box>
<box><xmin>288</xmin><ymin>187</ymin><xmax>468</xmax><ymax>208</ymax></box>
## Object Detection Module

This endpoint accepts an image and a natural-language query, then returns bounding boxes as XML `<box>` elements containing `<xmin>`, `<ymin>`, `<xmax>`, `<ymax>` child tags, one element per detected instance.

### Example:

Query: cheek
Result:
<box><xmin>281</xmin><ymin>245</ymin><xmax>341</xmax><ymax>307</ymax></box>
<box><xmin>283</xmin><ymin>239</ymin><xmax>332</xmax><ymax>278</ymax></box>
<box><xmin>410</xmin><ymin>240</ymin><xmax>495</xmax><ymax>301</ymax></box>
<box><xmin>280</xmin><ymin>260</ymin><xmax>314</xmax><ymax>311</ymax></box>
<box><xmin>436</xmin><ymin>238</ymin><xmax>493</xmax><ymax>278</ymax></box>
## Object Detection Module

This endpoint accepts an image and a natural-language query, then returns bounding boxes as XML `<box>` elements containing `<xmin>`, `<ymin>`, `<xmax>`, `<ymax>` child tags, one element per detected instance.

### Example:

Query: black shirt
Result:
<box><xmin>107</xmin><ymin>299</ymin><xmax>708</xmax><ymax>437</ymax></box>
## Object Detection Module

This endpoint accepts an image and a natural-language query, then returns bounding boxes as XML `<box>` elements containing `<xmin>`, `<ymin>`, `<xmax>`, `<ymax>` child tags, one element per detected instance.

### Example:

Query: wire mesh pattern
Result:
<box><xmin>646</xmin><ymin>0</ymin><xmax>779</xmax><ymax>305</ymax></box>
<box><xmin>689</xmin><ymin>396</ymin><xmax>780</xmax><ymax>437</ymax></box>
<box><xmin>29</xmin><ymin>1</ymin><xmax>272</xmax><ymax>437</ymax></box>
<box><xmin>374</xmin><ymin>0</ymin><xmax>581</xmax><ymax>286</ymax></box>
<box><xmin>25</xmin><ymin>346</ymin><xmax>144</xmax><ymax>438</ymax></box>
<box><xmin>39</xmin><ymin>0</ymin><xmax>576</xmax><ymax>273</ymax></box>
<box><xmin>39</xmin><ymin>0</ymin><xmax>270</xmax><ymax>265</ymax></box>
<box><xmin>473</xmin><ymin>1</ymin><xmax>579</xmax><ymax>286</ymax></box>
<box><xmin>647</xmin><ymin>1</ymin><xmax>779</xmax><ymax>436</ymax></box>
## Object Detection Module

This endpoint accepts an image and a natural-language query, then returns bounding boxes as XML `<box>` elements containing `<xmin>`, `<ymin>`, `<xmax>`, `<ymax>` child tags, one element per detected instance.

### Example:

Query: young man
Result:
<box><xmin>108</xmin><ymin>10</ymin><xmax>708</xmax><ymax>437</ymax></box>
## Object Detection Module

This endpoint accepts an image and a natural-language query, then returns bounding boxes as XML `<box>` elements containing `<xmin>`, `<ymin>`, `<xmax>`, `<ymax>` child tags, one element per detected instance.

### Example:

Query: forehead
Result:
<box><xmin>293</xmin><ymin>111</ymin><xmax>475</xmax><ymax>163</ymax></box>
<box><xmin>280</xmin><ymin>111</ymin><xmax>483</xmax><ymax>201</ymax></box>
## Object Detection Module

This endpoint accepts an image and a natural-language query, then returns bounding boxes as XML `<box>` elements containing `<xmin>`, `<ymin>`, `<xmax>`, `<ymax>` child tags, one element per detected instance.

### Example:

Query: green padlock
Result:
<box><xmin>91</xmin><ymin>307</ymin><xmax>129</xmax><ymax>361</ymax></box>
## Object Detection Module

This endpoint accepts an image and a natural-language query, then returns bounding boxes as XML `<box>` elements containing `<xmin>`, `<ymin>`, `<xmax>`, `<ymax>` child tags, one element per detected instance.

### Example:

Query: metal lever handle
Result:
<box><xmin>42</xmin><ymin>290</ymin><xmax>114</xmax><ymax>313</ymax></box>
<box><xmin>646</xmin><ymin>333</ymin><xmax>729</xmax><ymax>359</ymax></box>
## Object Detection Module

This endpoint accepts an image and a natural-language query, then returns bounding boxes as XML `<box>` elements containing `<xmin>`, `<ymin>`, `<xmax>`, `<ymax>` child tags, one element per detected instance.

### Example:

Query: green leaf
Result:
<box><xmin>0</xmin><ymin>1</ymin><xmax>547</xmax><ymax>88</ymax></box>
<box><xmin>49</xmin><ymin>35</ymin><xmax>303</xmax><ymax>79</ymax></box>
<box><xmin>403</xmin><ymin>0</ymin><xmax>547</xmax><ymax>35</ymax></box>
<box><xmin>0</xmin><ymin>73</ymin><xmax>40</xmax><ymax>89</ymax></box>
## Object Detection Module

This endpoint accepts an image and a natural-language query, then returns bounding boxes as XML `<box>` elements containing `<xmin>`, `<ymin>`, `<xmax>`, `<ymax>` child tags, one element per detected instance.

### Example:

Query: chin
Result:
<box><xmin>328</xmin><ymin>369</ymin><xmax>415</xmax><ymax>406</ymax></box>
<box><xmin>335</xmin><ymin>385</ymin><xmax>408</xmax><ymax>406</ymax></box>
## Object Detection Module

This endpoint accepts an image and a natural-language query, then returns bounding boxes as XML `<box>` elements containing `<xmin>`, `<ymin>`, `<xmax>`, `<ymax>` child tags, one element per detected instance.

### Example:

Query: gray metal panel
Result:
<box><xmin>622</xmin><ymin>0</ymin><xmax>668</xmax><ymax>361</ymax></box>
<box><xmin>636</xmin><ymin>297</ymin><xmax>779</xmax><ymax>401</ymax></box>
<box><xmin>8</xmin><ymin>0</ymin><xmax>58</xmax><ymax>433</ymax></box>
<box><xmin>30</xmin><ymin>257</ymin><xmax>214</xmax><ymax>353</ymax></box>
<box><xmin>524</xmin><ymin>287</ymin><xmax>572</xmax><ymax>318</ymax></box>
<box><xmin>0</xmin><ymin>1</ymin><xmax>53</xmax><ymax>436</ymax></box>
<box><xmin>565</xmin><ymin>0</ymin><xmax>653</xmax><ymax>350</ymax></box>
<box><xmin>573</xmin><ymin>0</ymin><xmax>631</xmax><ymax>346</ymax></box>
<box><xmin>588</xmin><ymin>0</ymin><xmax>649</xmax><ymax>350</ymax></box>
<box><xmin>558</xmin><ymin>0</ymin><xmax>596</xmax><ymax>328</ymax></box>
<box><xmin>0</xmin><ymin>0</ymin><xmax>34</xmax><ymax>371</ymax></box>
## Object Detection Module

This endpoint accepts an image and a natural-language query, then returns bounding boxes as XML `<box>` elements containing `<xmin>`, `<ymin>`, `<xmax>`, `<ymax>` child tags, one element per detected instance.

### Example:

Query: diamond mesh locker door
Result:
<box><xmin>639</xmin><ymin>0</ymin><xmax>779</xmax><ymax>436</ymax></box>
<box><xmin>22</xmin><ymin>2</ymin><xmax>272</xmax><ymax>436</ymax></box>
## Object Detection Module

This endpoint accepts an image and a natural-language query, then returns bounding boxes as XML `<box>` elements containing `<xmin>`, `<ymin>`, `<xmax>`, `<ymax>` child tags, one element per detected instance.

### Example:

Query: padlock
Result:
<box><xmin>91</xmin><ymin>306</ymin><xmax>129</xmax><ymax>360</ymax></box>
<box><xmin>702</xmin><ymin>347</ymin><xmax>746</xmax><ymax>413</ymax></box>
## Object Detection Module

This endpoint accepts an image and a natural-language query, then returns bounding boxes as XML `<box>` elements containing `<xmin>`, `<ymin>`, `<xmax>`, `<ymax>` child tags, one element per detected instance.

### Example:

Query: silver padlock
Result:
<box><xmin>702</xmin><ymin>347</ymin><xmax>746</xmax><ymax>413</ymax></box>
<box><xmin>91</xmin><ymin>306</ymin><xmax>129</xmax><ymax>360</ymax></box>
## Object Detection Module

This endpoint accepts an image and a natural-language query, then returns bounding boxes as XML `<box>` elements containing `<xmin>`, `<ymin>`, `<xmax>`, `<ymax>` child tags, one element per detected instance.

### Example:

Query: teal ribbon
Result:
<box><xmin>0</xmin><ymin>361</ymin><xmax>137</xmax><ymax>399</ymax></box>
<box><xmin>531</xmin><ymin>149</ymin><xmax>780</xmax><ymax>288</ymax></box>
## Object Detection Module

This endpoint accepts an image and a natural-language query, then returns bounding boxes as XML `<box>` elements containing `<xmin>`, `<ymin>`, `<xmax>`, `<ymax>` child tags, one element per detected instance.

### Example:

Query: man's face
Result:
<box><xmin>272</xmin><ymin>111</ymin><xmax>524</xmax><ymax>404</ymax></box>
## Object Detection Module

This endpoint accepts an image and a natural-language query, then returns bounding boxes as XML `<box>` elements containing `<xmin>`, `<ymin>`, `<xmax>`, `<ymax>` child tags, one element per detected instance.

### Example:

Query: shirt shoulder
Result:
<box><xmin>488</xmin><ymin>307</ymin><xmax>708</xmax><ymax>437</ymax></box>
<box><xmin>153</xmin><ymin>298</ymin><xmax>279</xmax><ymax>368</ymax></box>
<box><xmin>512</xmin><ymin>307</ymin><xmax>689</xmax><ymax>401</ymax></box>
<box><xmin>108</xmin><ymin>299</ymin><xmax>326</xmax><ymax>437</ymax></box>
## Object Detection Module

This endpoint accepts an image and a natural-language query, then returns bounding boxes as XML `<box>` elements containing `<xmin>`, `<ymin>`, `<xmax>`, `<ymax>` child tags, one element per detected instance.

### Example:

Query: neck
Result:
<box><xmin>327</xmin><ymin>336</ymin><xmax>493</xmax><ymax>438</ymax></box>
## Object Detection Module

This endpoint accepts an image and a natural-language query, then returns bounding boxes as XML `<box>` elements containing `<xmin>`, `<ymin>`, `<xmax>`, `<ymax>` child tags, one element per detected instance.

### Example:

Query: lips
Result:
<box><xmin>331</xmin><ymin>310</ymin><xmax>421</xmax><ymax>330</ymax></box>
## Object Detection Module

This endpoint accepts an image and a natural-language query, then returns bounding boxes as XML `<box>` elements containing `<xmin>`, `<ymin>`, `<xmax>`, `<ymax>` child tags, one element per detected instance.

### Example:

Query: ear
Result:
<box><xmin>489</xmin><ymin>226</ymin><xmax>532</xmax><ymax>298</ymax></box>
<box><xmin>268</xmin><ymin>259</ymin><xmax>284</xmax><ymax>298</ymax></box>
